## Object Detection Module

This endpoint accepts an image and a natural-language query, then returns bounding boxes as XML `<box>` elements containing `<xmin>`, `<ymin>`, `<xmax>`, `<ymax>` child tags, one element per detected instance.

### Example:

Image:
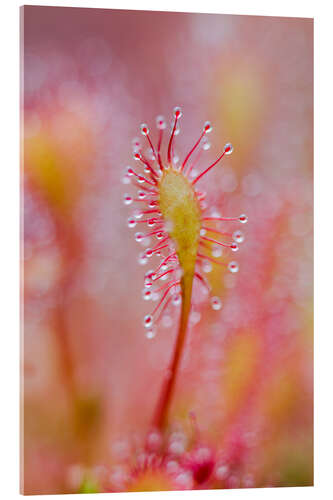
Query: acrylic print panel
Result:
<box><xmin>21</xmin><ymin>5</ymin><xmax>313</xmax><ymax>495</ymax></box>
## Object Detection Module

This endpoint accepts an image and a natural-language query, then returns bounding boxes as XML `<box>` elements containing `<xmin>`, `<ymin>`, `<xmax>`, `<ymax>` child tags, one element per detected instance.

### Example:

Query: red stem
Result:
<box><xmin>152</xmin><ymin>272</ymin><xmax>194</xmax><ymax>429</ymax></box>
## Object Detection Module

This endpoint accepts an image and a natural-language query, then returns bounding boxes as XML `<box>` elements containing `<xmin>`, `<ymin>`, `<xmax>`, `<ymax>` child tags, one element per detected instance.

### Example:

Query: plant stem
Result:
<box><xmin>152</xmin><ymin>271</ymin><xmax>194</xmax><ymax>430</ymax></box>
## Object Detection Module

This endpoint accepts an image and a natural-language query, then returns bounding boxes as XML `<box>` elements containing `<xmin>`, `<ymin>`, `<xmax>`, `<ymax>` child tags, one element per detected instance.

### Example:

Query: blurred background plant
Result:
<box><xmin>22</xmin><ymin>6</ymin><xmax>313</xmax><ymax>494</ymax></box>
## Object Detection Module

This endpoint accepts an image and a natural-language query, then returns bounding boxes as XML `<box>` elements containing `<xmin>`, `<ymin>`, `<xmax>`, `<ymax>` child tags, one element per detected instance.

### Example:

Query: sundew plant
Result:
<box><xmin>22</xmin><ymin>6</ymin><xmax>313</xmax><ymax>495</ymax></box>
<box><xmin>124</xmin><ymin>108</ymin><xmax>247</xmax><ymax>432</ymax></box>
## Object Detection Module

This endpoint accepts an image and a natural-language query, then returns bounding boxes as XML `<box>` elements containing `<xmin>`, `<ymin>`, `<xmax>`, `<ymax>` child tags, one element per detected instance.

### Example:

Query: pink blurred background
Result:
<box><xmin>22</xmin><ymin>6</ymin><xmax>313</xmax><ymax>494</ymax></box>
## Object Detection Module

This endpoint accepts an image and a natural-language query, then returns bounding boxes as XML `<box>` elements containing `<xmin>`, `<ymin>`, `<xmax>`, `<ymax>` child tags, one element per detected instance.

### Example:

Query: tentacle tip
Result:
<box><xmin>140</xmin><ymin>123</ymin><xmax>149</xmax><ymax>136</ymax></box>
<box><xmin>173</xmin><ymin>106</ymin><xmax>182</xmax><ymax>119</ymax></box>
<box><xmin>203</xmin><ymin>121</ymin><xmax>212</xmax><ymax>133</ymax></box>
<box><xmin>156</xmin><ymin>115</ymin><xmax>166</xmax><ymax>130</ymax></box>
<box><xmin>143</xmin><ymin>314</ymin><xmax>154</xmax><ymax>328</ymax></box>
<box><xmin>239</xmin><ymin>214</ymin><xmax>248</xmax><ymax>224</ymax></box>
<box><xmin>224</xmin><ymin>143</ymin><xmax>233</xmax><ymax>155</ymax></box>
